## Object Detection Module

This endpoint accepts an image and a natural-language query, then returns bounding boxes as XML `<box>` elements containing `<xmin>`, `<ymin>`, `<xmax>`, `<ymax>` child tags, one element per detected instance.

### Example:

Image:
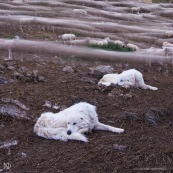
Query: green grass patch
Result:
<box><xmin>153</xmin><ymin>0</ymin><xmax>173</xmax><ymax>2</ymax></box>
<box><xmin>4</xmin><ymin>34</ymin><xmax>15</xmax><ymax>39</ymax></box>
<box><xmin>88</xmin><ymin>42</ymin><xmax>134</xmax><ymax>52</ymax></box>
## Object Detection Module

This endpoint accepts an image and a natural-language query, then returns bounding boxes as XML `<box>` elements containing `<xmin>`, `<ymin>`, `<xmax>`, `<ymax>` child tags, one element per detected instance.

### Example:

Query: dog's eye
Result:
<box><xmin>68</xmin><ymin>122</ymin><xmax>70</xmax><ymax>124</ymax></box>
<box><xmin>80</xmin><ymin>118</ymin><xmax>83</xmax><ymax>120</ymax></box>
<box><xmin>73</xmin><ymin>123</ymin><xmax>76</xmax><ymax>125</ymax></box>
<box><xmin>120</xmin><ymin>80</ymin><xmax>123</xmax><ymax>82</ymax></box>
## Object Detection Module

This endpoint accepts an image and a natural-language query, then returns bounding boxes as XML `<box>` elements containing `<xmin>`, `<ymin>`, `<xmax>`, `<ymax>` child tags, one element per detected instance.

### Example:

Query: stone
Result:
<box><xmin>123</xmin><ymin>93</ymin><xmax>133</xmax><ymax>99</ymax></box>
<box><xmin>18</xmin><ymin>66</ymin><xmax>28</xmax><ymax>74</ymax></box>
<box><xmin>145</xmin><ymin>107</ymin><xmax>172</xmax><ymax>126</ymax></box>
<box><xmin>0</xmin><ymin>64</ymin><xmax>5</xmax><ymax>70</ymax></box>
<box><xmin>13</xmin><ymin>72</ymin><xmax>24</xmax><ymax>80</ymax></box>
<box><xmin>0</xmin><ymin>104</ymin><xmax>29</xmax><ymax>120</ymax></box>
<box><xmin>113</xmin><ymin>144</ymin><xmax>128</xmax><ymax>151</ymax></box>
<box><xmin>1</xmin><ymin>98</ymin><xmax>29</xmax><ymax>111</ymax></box>
<box><xmin>0</xmin><ymin>76</ymin><xmax>8</xmax><ymax>84</ymax></box>
<box><xmin>7</xmin><ymin>66</ymin><xmax>15</xmax><ymax>71</ymax></box>
<box><xmin>62</xmin><ymin>66</ymin><xmax>75</xmax><ymax>73</ymax></box>
<box><xmin>123</xmin><ymin>112</ymin><xmax>141</xmax><ymax>121</ymax></box>
<box><xmin>43</xmin><ymin>100</ymin><xmax>52</xmax><ymax>108</ymax></box>
<box><xmin>88</xmin><ymin>65</ymin><xmax>114</xmax><ymax>79</ymax></box>
<box><xmin>0</xmin><ymin>140</ymin><xmax>18</xmax><ymax>149</ymax></box>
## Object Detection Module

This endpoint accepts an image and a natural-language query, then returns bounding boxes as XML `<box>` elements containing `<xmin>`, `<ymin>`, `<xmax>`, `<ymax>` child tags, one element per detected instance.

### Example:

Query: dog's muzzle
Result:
<box><xmin>67</xmin><ymin>130</ymin><xmax>72</xmax><ymax>135</ymax></box>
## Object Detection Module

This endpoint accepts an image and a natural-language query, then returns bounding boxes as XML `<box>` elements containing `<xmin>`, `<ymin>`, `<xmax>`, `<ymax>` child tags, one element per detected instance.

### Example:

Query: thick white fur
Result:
<box><xmin>114</xmin><ymin>40</ymin><xmax>125</xmax><ymax>47</ymax></box>
<box><xmin>89</xmin><ymin>38</ymin><xmax>110</xmax><ymax>46</ymax></box>
<box><xmin>127</xmin><ymin>43</ymin><xmax>139</xmax><ymax>51</ymax></box>
<box><xmin>98</xmin><ymin>69</ymin><xmax>158</xmax><ymax>91</ymax></box>
<box><xmin>34</xmin><ymin>102</ymin><xmax>124</xmax><ymax>142</ymax></box>
<box><xmin>59</xmin><ymin>34</ymin><xmax>76</xmax><ymax>41</ymax></box>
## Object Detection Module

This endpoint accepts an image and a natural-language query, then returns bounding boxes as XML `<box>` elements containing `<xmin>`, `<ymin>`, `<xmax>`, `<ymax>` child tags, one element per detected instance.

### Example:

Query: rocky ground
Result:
<box><xmin>1</xmin><ymin>54</ymin><xmax>173</xmax><ymax>173</ymax></box>
<box><xmin>0</xmin><ymin>0</ymin><xmax>173</xmax><ymax>172</ymax></box>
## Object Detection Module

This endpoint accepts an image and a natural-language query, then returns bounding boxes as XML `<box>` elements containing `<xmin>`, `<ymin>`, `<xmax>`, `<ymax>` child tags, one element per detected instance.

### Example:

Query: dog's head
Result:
<box><xmin>66</xmin><ymin>112</ymin><xmax>89</xmax><ymax>135</ymax></box>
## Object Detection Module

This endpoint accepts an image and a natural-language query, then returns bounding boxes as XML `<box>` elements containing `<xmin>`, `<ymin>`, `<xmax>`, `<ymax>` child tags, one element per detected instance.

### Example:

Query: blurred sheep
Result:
<box><xmin>162</xmin><ymin>42</ymin><xmax>173</xmax><ymax>47</ymax></box>
<box><xmin>166</xmin><ymin>31</ymin><xmax>173</xmax><ymax>38</ymax></box>
<box><xmin>73</xmin><ymin>9</ymin><xmax>87</xmax><ymax>15</ymax></box>
<box><xmin>114</xmin><ymin>40</ymin><xmax>125</xmax><ymax>47</ymax></box>
<box><xmin>59</xmin><ymin>34</ymin><xmax>76</xmax><ymax>44</ymax></box>
<box><xmin>89</xmin><ymin>37</ymin><xmax>110</xmax><ymax>46</ymax></box>
<box><xmin>147</xmin><ymin>47</ymin><xmax>169</xmax><ymax>56</ymax></box>
<box><xmin>126</xmin><ymin>43</ymin><xmax>139</xmax><ymax>51</ymax></box>
<box><xmin>131</xmin><ymin>7</ymin><xmax>141</xmax><ymax>14</ymax></box>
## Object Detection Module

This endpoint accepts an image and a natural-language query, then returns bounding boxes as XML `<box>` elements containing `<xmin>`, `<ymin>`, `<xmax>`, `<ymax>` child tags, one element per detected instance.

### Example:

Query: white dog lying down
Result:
<box><xmin>34</xmin><ymin>102</ymin><xmax>124</xmax><ymax>142</ymax></box>
<box><xmin>98</xmin><ymin>69</ymin><xmax>158</xmax><ymax>91</ymax></box>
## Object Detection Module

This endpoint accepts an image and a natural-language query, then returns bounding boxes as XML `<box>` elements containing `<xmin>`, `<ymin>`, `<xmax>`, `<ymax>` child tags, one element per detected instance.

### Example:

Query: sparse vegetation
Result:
<box><xmin>4</xmin><ymin>34</ymin><xmax>15</xmax><ymax>39</ymax></box>
<box><xmin>153</xmin><ymin>0</ymin><xmax>173</xmax><ymax>2</ymax></box>
<box><xmin>88</xmin><ymin>43</ymin><xmax>134</xmax><ymax>52</ymax></box>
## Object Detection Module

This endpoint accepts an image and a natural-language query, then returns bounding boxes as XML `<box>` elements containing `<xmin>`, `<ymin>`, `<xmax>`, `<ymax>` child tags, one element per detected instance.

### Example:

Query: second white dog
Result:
<box><xmin>98</xmin><ymin>69</ymin><xmax>158</xmax><ymax>91</ymax></box>
<box><xmin>34</xmin><ymin>102</ymin><xmax>124</xmax><ymax>142</ymax></box>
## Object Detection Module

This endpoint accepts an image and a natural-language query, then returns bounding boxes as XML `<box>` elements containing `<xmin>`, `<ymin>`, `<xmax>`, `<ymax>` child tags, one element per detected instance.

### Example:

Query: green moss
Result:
<box><xmin>88</xmin><ymin>42</ymin><xmax>134</xmax><ymax>52</ymax></box>
<box><xmin>153</xmin><ymin>0</ymin><xmax>173</xmax><ymax>2</ymax></box>
<box><xmin>4</xmin><ymin>34</ymin><xmax>15</xmax><ymax>39</ymax></box>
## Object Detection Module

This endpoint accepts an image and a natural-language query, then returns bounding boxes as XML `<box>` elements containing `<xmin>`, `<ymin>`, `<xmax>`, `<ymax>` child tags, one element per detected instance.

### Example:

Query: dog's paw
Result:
<box><xmin>152</xmin><ymin>87</ymin><xmax>158</xmax><ymax>91</ymax></box>
<box><xmin>112</xmin><ymin>128</ymin><xmax>124</xmax><ymax>133</ymax></box>
<box><xmin>81</xmin><ymin>136</ymin><xmax>88</xmax><ymax>143</ymax></box>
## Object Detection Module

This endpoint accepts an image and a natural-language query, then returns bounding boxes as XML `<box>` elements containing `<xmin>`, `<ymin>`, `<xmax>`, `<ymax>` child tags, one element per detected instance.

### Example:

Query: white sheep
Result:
<box><xmin>89</xmin><ymin>37</ymin><xmax>110</xmax><ymax>46</ymax></box>
<box><xmin>73</xmin><ymin>9</ymin><xmax>87</xmax><ymax>15</ymax></box>
<box><xmin>126</xmin><ymin>43</ymin><xmax>139</xmax><ymax>51</ymax></box>
<box><xmin>147</xmin><ymin>47</ymin><xmax>168</xmax><ymax>56</ymax></box>
<box><xmin>162</xmin><ymin>42</ymin><xmax>173</xmax><ymax>47</ymax></box>
<box><xmin>114</xmin><ymin>40</ymin><xmax>125</xmax><ymax>47</ymax></box>
<box><xmin>166</xmin><ymin>31</ymin><xmax>173</xmax><ymax>38</ymax></box>
<box><xmin>131</xmin><ymin>7</ymin><xmax>141</xmax><ymax>14</ymax></box>
<box><xmin>59</xmin><ymin>34</ymin><xmax>76</xmax><ymax>44</ymax></box>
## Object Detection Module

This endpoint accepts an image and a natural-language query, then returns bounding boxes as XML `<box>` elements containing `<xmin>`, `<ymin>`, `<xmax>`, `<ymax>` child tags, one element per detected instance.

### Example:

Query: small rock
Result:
<box><xmin>17</xmin><ymin>152</ymin><xmax>27</xmax><ymax>158</ymax></box>
<box><xmin>88</xmin><ymin>65</ymin><xmax>114</xmax><ymax>79</ymax></box>
<box><xmin>7</xmin><ymin>66</ymin><xmax>15</xmax><ymax>71</ymax></box>
<box><xmin>113</xmin><ymin>144</ymin><xmax>128</xmax><ymax>151</ymax></box>
<box><xmin>0</xmin><ymin>123</ymin><xmax>5</xmax><ymax>128</ymax></box>
<box><xmin>113</xmin><ymin>103</ymin><xmax>120</xmax><ymax>109</ymax></box>
<box><xmin>0</xmin><ymin>104</ymin><xmax>29</xmax><ymax>120</ymax></box>
<box><xmin>145</xmin><ymin>113</ymin><xmax>158</xmax><ymax>126</ymax></box>
<box><xmin>43</xmin><ymin>100</ymin><xmax>52</xmax><ymax>108</ymax></box>
<box><xmin>0</xmin><ymin>76</ymin><xmax>8</xmax><ymax>84</ymax></box>
<box><xmin>32</xmin><ymin>70</ymin><xmax>38</xmax><ymax>78</ymax></box>
<box><xmin>52</xmin><ymin>104</ymin><xmax>60</xmax><ymax>110</ymax></box>
<box><xmin>0</xmin><ymin>64</ymin><xmax>5</xmax><ymax>70</ymax></box>
<box><xmin>1</xmin><ymin>98</ymin><xmax>29</xmax><ymax>111</ymax></box>
<box><xmin>0</xmin><ymin>140</ymin><xmax>18</xmax><ymax>149</ymax></box>
<box><xmin>110</xmin><ymin>88</ymin><xmax>123</xmax><ymax>96</ymax></box>
<box><xmin>108</xmin><ymin>93</ymin><xmax>114</xmax><ymax>97</ymax></box>
<box><xmin>18</xmin><ymin>66</ymin><xmax>28</xmax><ymax>74</ymax></box>
<box><xmin>13</xmin><ymin>72</ymin><xmax>24</xmax><ymax>80</ymax></box>
<box><xmin>30</xmin><ymin>70</ymin><xmax>39</xmax><ymax>83</ymax></box>
<box><xmin>145</xmin><ymin>107</ymin><xmax>172</xmax><ymax>126</ymax></box>
<box><xmin>123</xmin><ymin>93</ymin><xmax>133</xmax><ymax>99</ymax></box>
<box><xmin>62</xmin><ymin>66</ymin><xmax>75</xmax><ymax>73</ymax></box>
<box><xmin>123</xmin><ymin>112</ymin><xmax>141</xmax><ymax>121</ymax></box>
<box><xmin>79</xmin><ymin>76</ymin><xmax>96</xmax><ymax>84</ymax></box>
<box><xmin>38</xmin><ymin>76</ymin><xmax>45</xmax><ymax>82</ymax></box>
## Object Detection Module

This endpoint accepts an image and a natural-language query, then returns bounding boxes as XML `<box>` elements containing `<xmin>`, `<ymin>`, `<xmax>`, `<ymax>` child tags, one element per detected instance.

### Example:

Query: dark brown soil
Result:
<box><xmin>1</xmin><ymin>53</ymin><xmax>173</xmax><ymax>173</ymax></box>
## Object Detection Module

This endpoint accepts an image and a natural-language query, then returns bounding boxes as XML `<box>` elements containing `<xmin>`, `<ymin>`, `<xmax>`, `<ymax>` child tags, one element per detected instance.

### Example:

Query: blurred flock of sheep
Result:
<box><xmin>0</xmin><ymin>0</ymin><xmax>173</xmax><ymax>64</ymax></box>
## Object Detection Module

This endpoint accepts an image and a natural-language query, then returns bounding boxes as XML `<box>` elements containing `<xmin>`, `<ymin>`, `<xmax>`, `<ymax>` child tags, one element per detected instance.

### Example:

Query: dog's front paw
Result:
<box><xmin>112</xmin><ymin>128</ymin><xmax>124</xmax><ymax>133</ymax></box>
<box><xmin>81</xmin><ymin>136</ymin><xmax>88</xmax><ymax>143</ymax></box>
<box><xmin>152</xmin><ymin>87</ymin><xmax>158</xmax><ymax>91</ymax></box>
